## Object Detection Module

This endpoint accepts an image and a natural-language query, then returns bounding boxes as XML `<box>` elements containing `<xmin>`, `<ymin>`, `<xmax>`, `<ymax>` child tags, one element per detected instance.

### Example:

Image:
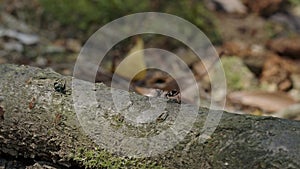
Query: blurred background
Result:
<box><xmin>0</xmin><ymin>0</ymin><xmax>300</xmax><ymax>120</ymax></box>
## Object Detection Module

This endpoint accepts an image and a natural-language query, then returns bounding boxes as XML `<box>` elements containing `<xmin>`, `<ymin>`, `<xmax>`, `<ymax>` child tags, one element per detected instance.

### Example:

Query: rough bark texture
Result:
<box><xmin>0</xmin><ymin>64</ymin><xmax>299</xmax><ymax>169</ymax></box>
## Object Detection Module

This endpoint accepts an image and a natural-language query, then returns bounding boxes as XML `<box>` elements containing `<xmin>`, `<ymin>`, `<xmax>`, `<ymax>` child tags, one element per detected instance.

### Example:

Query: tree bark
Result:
<box><xmin>0</xmin><ymin>64</ymin><xmax>299</xmax><ymax>169</ymax></box>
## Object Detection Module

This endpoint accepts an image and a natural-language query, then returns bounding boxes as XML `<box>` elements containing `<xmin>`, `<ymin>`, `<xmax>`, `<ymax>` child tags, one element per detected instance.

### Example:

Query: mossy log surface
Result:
<box><xmin>0</xmin><ymin>64</ymin><xmax>299</xmax><ymax>169</ymax></box>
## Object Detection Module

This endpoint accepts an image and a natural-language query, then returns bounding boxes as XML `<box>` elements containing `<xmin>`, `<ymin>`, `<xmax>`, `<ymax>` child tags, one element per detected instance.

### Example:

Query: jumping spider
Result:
<box><xmin>54</xmin><ymin>80</ymin><xmax>66</xmax><ymax>94</ymax></box>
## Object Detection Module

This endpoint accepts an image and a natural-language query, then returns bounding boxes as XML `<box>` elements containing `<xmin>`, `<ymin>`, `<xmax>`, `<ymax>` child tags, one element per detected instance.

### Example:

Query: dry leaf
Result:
<box><xmin>134</xmin><ymin>86</ymin><xmax>163</xmax><ymax>97</ymax></box>
<box><xmin>273</xmin><ymin>103</ymin><xmax>300</xmax><ymax>120</ymax></box>
<box><xmin>144</xmin><ymin>70</ymin><xmax>178</xmax><ymax>91</ymax></box>
<box><xmin>260</xmin><ymin>54</ymin><xmax>296</xmax><ymax>91</ymax></box>
<box><xmin>228</xmin><ymin>91</ymin><xmax>296</xmax><ymax>112</ymax></box>
<box><xmin>267</xmin><ymin>36</ymin><xmax>300</xmax><ymax>58</ymax></box>
<box><xmin>192</xmin><ymin>61</ymin><xmax>207</xmax><ymax>78</ymax></box>
<box><xmin>115</xmin><ymin>37</ymin><xmax>146</xmax><ymax>81</ymax></box>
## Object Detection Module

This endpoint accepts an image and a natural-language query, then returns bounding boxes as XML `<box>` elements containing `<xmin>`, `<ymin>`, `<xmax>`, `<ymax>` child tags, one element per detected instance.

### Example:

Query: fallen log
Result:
<box><xmin>0</xmin><ymin>64</ymin><xmax>299</xmax><ymax>169</ymax></box>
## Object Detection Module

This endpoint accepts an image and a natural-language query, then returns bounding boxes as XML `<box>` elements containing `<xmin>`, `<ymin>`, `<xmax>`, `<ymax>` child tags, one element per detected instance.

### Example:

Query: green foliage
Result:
<box><xmin>71</xmin><ymin>147</ymin><xmax>164</xmax><ymax>169</ymax></box>
<box><xmin>39</xmin><ymin>0</ymin><xmax>150</xmax><ymax>30</ymax></box>
<box><xmin>39</xmin><ymin>0</ymin><xmax>221</xmax><ymax>43</ymax></box>
<box><xmin>221</xmin><ymin>56</ymin><xmax>257</xmax><ymax>91</ymax></box>
<box><xmin>289</xmin><ymin>0</ymin><xmax>300</xmax><ymax>6</ymax></box>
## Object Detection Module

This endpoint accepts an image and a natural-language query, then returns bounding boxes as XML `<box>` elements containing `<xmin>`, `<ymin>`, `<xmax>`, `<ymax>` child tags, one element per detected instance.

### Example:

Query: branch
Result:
<box><xmin>0</xmin><ymin>64</ymin><xmax>299</xmax><ymax>169</ymax></box>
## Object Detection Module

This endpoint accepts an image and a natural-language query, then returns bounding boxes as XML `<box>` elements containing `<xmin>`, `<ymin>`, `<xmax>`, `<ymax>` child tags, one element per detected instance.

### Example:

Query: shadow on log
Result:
<box><xmin>0</xmin><ymin>64</ymin><xmax>299</xmax><ymax>169</ymax></box>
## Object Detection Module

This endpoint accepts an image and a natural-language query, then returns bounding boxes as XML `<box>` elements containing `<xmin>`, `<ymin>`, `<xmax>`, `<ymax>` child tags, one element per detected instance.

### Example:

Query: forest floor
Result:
<box><xmin>0</xmin><ymin>0</ymin><xmax>300</xmax><ymax>120</ymax></box>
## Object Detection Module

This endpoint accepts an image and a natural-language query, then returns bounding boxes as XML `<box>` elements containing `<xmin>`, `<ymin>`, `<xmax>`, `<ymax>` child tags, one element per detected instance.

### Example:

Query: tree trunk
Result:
<box><xmin>0</xmin><ymin>64</ymin><xmax>299</xmax><ymax>169</ymax></box>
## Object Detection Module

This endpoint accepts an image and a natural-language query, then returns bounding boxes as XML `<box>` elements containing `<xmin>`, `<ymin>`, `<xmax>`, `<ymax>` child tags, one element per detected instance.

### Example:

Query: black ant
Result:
<box><xmin>164</xmin><ymin>89</ymin><xmax>181</xmax><ymax>103</ymax></box>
